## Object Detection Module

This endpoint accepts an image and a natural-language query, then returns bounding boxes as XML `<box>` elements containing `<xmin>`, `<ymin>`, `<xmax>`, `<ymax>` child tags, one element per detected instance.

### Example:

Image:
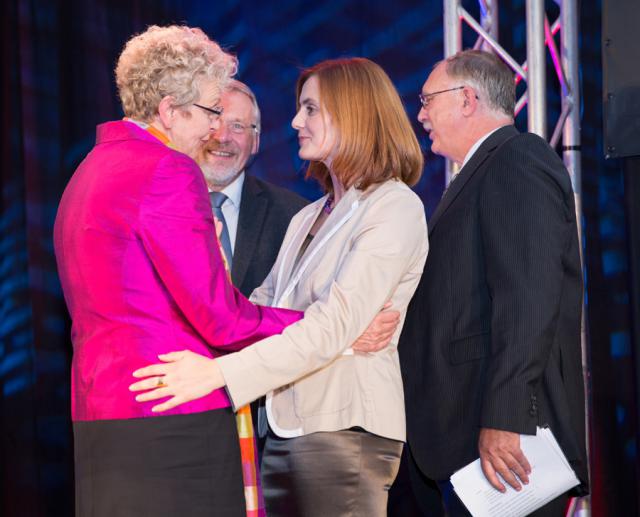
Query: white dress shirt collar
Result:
<box><xmin>461</xmin><ymin>125</ymin><xmax>510</xmax><ymax>169</ymax></box>
<box><xmin>218</xmin><ymin>172</ymin><xmax>245</xmax><ymax>209</ymax></box>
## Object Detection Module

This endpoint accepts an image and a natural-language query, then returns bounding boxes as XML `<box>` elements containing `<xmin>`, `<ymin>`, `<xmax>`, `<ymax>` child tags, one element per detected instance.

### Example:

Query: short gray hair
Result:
<box><xmin>225</xmin><ymin>80</ymin><xmax>261</xmax><ymax>132</ymax></box>
<box><xmin>440</xmin><ymin>50</ymin><xmax>515</xmax><ymax>117</ymax></box>
<box><xmin>115</xmin><ymin>25</ymin><xmax>237</xmax><ymax>122</ymax></box>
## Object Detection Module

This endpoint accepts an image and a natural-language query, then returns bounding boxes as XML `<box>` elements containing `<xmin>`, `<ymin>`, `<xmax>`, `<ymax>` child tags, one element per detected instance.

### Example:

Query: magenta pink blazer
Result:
<box><xmin>54</xmin><ymin>121</ymin><xmax>301</xmax><ymax>421</ymax></box>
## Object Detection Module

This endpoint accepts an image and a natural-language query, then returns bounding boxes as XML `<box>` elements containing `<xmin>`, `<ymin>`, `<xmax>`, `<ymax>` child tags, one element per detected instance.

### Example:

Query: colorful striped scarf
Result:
<box><xmin>236</xmin><ymin>406</ymin><xmax>266</xmax><ymax>516</ymax></box>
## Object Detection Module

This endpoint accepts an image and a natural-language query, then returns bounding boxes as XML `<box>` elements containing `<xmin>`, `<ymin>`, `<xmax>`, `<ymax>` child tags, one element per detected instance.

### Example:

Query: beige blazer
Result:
<box><xmin>216</xmin><ymin>179</ymin><xmax>428</xmax><ymax>442</ymax></box>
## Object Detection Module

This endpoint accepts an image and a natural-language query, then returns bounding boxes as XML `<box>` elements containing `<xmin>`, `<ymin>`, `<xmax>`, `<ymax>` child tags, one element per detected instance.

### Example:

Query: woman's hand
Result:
<box><xmin>129</xmin><ymin>350</ymin><xmax>226</xmax><ymax>412</ymax></box>
<box><xmin>352</xmin><ymin>302</ymin><xmax>400</xmax><ymax>353</ymax></box>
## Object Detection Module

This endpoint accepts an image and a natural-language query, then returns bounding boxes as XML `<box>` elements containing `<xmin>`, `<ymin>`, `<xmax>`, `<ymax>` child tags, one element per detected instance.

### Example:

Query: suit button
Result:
<box><xmin>529</xmin><ymin>408</ymin><xmax>537</xmax><ymax>416</ymax></box>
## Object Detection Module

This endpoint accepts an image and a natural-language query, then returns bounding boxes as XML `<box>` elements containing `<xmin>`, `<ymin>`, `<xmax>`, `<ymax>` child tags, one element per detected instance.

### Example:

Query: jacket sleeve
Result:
<box><xmin>478</xmin><ymin>135</ymin><xmax>577</xmax><ymax>434</ymax></box>
<box><xmin>217</xmin><ymin>188</ymin><xmax>429</xmax><ymax>408</ymax></box>
<box><xmin>137</xmin><ymin>152</ymin><xmax>302</xmax><ymax>352</ymax></box>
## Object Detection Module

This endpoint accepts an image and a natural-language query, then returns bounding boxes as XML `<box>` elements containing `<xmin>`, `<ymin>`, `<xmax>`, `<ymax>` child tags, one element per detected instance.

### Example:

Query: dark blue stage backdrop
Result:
<box><xmin>1</xmin><ymin>0</ymin><xmax>636</xmax><ymax>515</ymax></box>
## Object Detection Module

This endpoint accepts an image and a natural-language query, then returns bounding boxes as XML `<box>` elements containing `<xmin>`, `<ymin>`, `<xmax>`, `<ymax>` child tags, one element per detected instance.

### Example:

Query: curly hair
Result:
<box><xmin>115</xmin><ymin>25</ymin><xmax>238</xmax><ymax>122</ymax></box>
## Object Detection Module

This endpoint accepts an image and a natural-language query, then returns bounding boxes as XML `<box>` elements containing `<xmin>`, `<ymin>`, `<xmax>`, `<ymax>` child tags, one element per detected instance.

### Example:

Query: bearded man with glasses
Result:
<box><xmin>197</xmin><ymin>79</ymin><xmax>308</xmax><ymax>297</ymax></box>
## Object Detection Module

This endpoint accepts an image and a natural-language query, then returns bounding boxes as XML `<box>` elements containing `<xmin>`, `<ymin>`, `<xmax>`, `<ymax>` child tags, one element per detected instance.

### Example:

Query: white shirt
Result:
<box><xmin>460</xmin><ymin>125</ymin><xmax>510</xmax><ymax>170</ymax></box>
<box><xmin>208</xmin><ymin>172</ymin><xmax>245</xmax><ymax>255</ymax></box>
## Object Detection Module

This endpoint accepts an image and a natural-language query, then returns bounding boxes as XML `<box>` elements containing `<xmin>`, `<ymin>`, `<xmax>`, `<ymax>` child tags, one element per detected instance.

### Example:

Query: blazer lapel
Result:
<box><xmin>231</xmin><ymin>175</ymin><xmax>268</xmax><ymax>288</ymax></box>
<box><xmin>274</xmin><ymin>187</ymin><xmax>361</xmax><ymax>307</ymax></box>
<box><xmin>428</xmin><ymin>125</ymin><xmax>519</xmax><ymax>234</ymax></box>
<box><xmin>272</xmin><ymin>200</ymin><xmax>322</xmax><ymax>304</ymax></box>
<box><xmin>299</xmin><ymin>187</ymin><xmax>359</xmax><ymax>264</ymax></box>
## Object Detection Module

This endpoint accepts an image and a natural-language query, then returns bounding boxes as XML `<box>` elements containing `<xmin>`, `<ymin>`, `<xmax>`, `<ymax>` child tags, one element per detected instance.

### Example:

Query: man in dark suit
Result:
<box><xmin>198</xmin><ymin>79</ymin><xmax>308</xmax><ymax>296</ymax></box>
<box><xmin>399</xmin><ymin>50</ymin><xmax>588</xmax><ymax>516</ymax></box>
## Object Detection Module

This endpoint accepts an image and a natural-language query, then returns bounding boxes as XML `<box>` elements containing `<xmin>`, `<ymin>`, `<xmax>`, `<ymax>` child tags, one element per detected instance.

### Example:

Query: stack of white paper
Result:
<box><xmin>450</xmin><ymin>427</ymin><xmax>580</xmax><ymax>517</ymax></box>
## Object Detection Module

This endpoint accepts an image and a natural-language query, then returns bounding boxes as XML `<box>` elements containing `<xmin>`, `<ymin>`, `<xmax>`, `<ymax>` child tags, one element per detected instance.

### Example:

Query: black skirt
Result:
<box><xmin>74</xmin><ymin>408</ymin><xmax>245</xmax><ymax>517</ymax></box>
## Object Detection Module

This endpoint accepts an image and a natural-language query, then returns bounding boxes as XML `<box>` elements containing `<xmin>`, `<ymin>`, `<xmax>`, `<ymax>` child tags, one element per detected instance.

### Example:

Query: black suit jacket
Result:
<box><xmin>399</xmin><ymin>126</ymin><xmax>588</xmax><ymax>493</ymax></box>
<box><xmin>231</xmin><ymin>174</ymin><xmax>308</xmax><ymax>297</ymax></box>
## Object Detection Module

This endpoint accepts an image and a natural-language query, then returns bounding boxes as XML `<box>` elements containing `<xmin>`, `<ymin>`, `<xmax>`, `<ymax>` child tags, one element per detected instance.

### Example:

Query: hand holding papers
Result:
<box><xmin>478</xmin><ymin>428</ymin><xmax>531</xmax><ymax>492</ymax></box>
<box><xmin>450</xmin><ymin>427</ymin><xmax>579</xmax><ymax>517</ymax></box>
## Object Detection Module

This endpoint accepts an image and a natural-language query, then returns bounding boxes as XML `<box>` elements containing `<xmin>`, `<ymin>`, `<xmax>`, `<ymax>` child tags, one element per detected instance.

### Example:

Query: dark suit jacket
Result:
<box><xmin>231</xmin><ymin>174</ymin><xmax>308</xmax><ymax>297</ymax></box>
<box><xmin>399</xmin><ymin>125</ymin><xmax>588</xmax><ymax>493</ymax></box>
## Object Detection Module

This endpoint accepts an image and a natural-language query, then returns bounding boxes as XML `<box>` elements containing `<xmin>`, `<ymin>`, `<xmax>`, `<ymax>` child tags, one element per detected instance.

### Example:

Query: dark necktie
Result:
<box><xmin>209</xmin><ymin>191</ymin><xmax>233</xmax><ymax>268</ymax></box>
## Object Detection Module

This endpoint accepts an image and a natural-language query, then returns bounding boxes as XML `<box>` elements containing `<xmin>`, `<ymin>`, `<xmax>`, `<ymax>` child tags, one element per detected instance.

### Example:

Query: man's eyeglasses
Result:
<box><xmin>214</xmin><ymin>120</ymin><xmax>259</xmax><ymax>135</ymax></box>
<box><xmin>193</xmin><ymin>103</ymin><xmax>223</xmax><ymax>118</ymax></box>
<box><xmin>419</xmin><ymin>86</ymin><xmax>477</xmax><ymax>109</ymax></box>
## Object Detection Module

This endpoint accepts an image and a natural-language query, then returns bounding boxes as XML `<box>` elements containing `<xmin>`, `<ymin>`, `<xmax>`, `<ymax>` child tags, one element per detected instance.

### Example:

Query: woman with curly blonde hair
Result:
<box><xmin>54</xmin><ymin>25</ymin><xmax>309</xmax><ymax>517</ymax></box>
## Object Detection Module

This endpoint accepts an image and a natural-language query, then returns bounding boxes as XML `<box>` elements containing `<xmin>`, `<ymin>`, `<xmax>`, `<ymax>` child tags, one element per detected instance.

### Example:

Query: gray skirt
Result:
<box><xmin>262</xmin><ymin>428</ymin><xmax>403</xmax><ymax>517</ymax></box>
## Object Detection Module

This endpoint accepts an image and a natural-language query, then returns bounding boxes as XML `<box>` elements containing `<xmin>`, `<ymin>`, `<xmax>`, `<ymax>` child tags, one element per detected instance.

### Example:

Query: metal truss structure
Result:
<box><xmin>442</xmin><ymin>2</ymin><xmax>589</xmax><ymax>515</ymax></box>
